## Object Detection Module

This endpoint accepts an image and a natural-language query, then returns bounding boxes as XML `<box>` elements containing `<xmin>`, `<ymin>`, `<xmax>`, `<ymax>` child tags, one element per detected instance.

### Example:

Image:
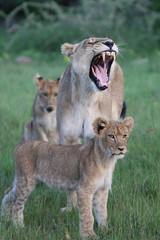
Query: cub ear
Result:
<box><xmin>61</xmin><ymin>43</ymin><xmax>79</xmax><ymax>58</ymax></box>
<box><xmin>92</xmin><ymin>118</ymin><xmax>108</xmax><ymax>136</ymax></box>
<box><xmin>35</xmin><ymin>73</ymin><xmax>44</xmax><ymax>88</ymax></box>
<box><xmin>122</xmin><ymin>117</ymin><xmax>134</xmax><ymax>132</ymax></box>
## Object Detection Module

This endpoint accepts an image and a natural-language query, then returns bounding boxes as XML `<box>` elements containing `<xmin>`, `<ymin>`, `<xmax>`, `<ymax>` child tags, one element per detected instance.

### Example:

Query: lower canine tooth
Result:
<box><xmin>92</xmin><ymin>69</ymin><xmax>96</xmax><ymax>76</ymax></box>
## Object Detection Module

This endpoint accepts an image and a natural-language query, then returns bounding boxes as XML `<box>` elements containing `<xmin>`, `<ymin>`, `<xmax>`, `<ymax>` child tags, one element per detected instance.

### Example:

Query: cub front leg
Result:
<box><xmin>92</xmin><ymin>186</ymin><xmax>110</xmax><ymax>228</ymax></box>
<box><xmin>77</xmin><ymin>187</ymin><xmax>96</xmax><ymax>238</ymax></box>
<box><xmin>37</xmin><ymin>125</ymin><xmax>49</xmax><ymax>142</ymax></box>
<box><xmin>61</xmin><ymin>190</ymin><xmax>77</xmax><ymax>213</ymax></box>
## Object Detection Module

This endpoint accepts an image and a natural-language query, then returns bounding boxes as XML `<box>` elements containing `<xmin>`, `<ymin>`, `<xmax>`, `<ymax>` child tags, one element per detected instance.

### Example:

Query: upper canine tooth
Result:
<box><xmin>102</xmin><ymin>52</ymin><xmax>105</xmax><ymax>61</ymax></box>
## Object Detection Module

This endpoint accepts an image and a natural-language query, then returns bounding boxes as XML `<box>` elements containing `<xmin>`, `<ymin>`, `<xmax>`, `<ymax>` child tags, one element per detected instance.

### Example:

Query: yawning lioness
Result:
<box><xmin>56</xmin><ymin>37</ymin><xmax>124</xmax><ymax>144</ymax></box>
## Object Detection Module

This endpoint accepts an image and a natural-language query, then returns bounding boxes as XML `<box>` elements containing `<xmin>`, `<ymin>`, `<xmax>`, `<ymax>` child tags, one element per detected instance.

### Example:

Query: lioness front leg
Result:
<box><xmin>92</xmin><ymin>186</ymin><xmax>109</xmax><ymax>228</ymax></box>
<box><xmin>58</xmin><ymin>117</ymin><xmax>82</xmax><ymax>145</ymax></box>
<box><xmin>77</xmin><ymin>187</ymin><xmax>96</xmax><ymax>238</ymax></box>
<box><xmin>58</xmin><ymin>133</ymin><xmax>79</xmax><ymax>145</ymax></box>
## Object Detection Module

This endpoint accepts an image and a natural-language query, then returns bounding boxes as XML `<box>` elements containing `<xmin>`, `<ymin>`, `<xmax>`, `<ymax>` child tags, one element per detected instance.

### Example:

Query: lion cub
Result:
<box><xmin>2</xmin><ymin>117</ymin><xmax>134</xmax><ymax>238</ymax></box>
<box><xmin>21</xmin><ymin>74</ymin><xmax>61</xmax><ymax>144</ymax></box>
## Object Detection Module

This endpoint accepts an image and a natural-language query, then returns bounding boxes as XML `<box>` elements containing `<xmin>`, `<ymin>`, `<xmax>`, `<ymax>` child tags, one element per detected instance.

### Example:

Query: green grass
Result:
<box><xmin>0</xmin><ymin>53</ymin><xmax>160</xmax><ymax>240</ymax></box>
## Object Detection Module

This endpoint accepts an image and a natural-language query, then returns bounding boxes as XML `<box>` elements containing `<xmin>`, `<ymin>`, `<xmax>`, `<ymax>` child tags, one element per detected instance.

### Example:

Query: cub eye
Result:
<box><xmin>123</xmin><ymin>134</ymin><xmax>127</xmax><ymax>139</ymax></box>
<box><xmin>108</xmin><ymin>134</ymin><xmax>115</xmax><ymax>139</ymax></box>
<box><xmin>43</xmin><ymin>92</ymin><xmax>48</xmax><ymax>97</ymax></box>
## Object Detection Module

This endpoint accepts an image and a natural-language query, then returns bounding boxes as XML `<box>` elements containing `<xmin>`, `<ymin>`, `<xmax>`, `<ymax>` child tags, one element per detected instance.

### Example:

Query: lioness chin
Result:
<box><xmin>57</xmin><ymin>37</ymin><xmax>124</xmax><ymax>145</ymax></box>
<box><xmin>2</xmin><ymin>117</ymin><xmax>134</xmax><ymax>239</ymax></box>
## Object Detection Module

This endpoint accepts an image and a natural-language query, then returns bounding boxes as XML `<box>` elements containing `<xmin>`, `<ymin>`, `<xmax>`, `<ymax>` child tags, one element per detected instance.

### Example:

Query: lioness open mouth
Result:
<box><xmin>90</xmin><ymin>51</ymin><xmax>116</xmax><ymax>90</ymax></box>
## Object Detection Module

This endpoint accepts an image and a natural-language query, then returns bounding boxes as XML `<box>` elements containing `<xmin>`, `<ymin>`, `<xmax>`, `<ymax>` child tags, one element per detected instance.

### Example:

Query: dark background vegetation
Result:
<box><xmin>0</xmin><ymin>0</ymin><xmax>160</xmax><ymax>59</ymax></box>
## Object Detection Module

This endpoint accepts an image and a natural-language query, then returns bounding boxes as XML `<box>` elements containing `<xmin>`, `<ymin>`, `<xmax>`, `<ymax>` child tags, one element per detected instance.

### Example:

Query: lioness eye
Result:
<box><xmin>88</xmin><ymin>40</ymin><xmax>99</xmax><ymax>45</ymax></box>
<box><xmin>108</xmin><ymin>134</ymin><xmax>115</xmax><ymax>139</ymax></box>
<box><xmin>43</xmin><ymin>92</ymin><xmax>48</xmax><ymax>97</ymax></box>
<box><xmin>123</xmin><ymin>134</ymin><xmax>127</xmax><ymax>139</ymax></box>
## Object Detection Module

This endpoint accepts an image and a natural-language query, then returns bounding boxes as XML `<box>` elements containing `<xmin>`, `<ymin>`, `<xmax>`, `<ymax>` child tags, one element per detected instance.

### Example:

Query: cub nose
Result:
<box><xmin>118</xmin><ymin>147</ymin><xmax>124</xmax><ymax>151</ymax></box>
<box><xmin>46</xmin><ymin>107</ymin><xmax>54</xmax><ymax>112</ymax></box>
<box><xmin>103</xmin><ymin>40</ymin><xmax>114</xmax><ymax>49</ymax></box>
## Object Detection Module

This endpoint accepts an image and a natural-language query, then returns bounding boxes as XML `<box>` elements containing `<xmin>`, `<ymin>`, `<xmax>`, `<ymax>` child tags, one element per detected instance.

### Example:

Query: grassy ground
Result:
<box><xmin>0</xmin><ymin>53</ymin><xmax>160</xmax><ymax>240</ymax></box>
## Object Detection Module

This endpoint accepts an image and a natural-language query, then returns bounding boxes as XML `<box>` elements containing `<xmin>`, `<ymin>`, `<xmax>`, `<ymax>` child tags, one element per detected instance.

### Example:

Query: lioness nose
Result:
<box><xmin>118</xmin><ymin>147</ymin><xmax>124</xmax><ymax>151</ymax></box>
<box><xmin>103</xmin><ymin>40</ymin><xmax>114</xmax><ymax>49</ymax></box>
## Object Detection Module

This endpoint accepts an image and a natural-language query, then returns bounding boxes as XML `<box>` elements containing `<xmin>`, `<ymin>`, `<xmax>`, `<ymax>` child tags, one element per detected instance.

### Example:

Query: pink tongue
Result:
<box><xmin>94</xmin><ymin>64</ymin><xmax>108</xmax><ymax>85</ymax></box>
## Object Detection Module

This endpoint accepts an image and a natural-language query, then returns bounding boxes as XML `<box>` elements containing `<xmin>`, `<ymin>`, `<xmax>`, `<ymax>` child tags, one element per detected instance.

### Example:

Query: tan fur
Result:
<box><xmin>57</xmin><ymin>37</ymin><xmax>124</xmax><ymax>144</ymax></box>
<box><xmin>2</xmin><ymin>117</ymin><xmax>134</xmax><ymax>238</ymax></box>
<box><xmin>21</xmin><ymin>74</ymin><xmax>61</xmax><ymax>144</ymax></box>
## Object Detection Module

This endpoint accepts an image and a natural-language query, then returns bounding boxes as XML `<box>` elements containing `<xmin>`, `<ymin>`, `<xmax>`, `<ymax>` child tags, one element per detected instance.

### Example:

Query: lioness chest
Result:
<box><xmin>73</xmin><ymin>94</ymin><xmax>113</xmax><ymax>140</ymax></box>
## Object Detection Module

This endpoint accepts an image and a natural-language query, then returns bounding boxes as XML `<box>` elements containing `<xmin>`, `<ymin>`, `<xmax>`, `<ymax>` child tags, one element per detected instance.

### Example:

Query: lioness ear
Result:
<box><xmin>35</xmin><ymin>73</ymin><xmax>44</xmax><ymax>88</ymax></box>
<box><xmin>122</xmin><ymin>117</ymin><xmax>134</xmax><ymax>132</ymax></box>
<box><xmin>61</xmin><ymin>43</ymin><xmax>79</xmax><ymax>58</ymax></box>
<box><xmin>92</xmin><ymin>118</ymin><xmax>108</xmax><ymax>135</ymax></box>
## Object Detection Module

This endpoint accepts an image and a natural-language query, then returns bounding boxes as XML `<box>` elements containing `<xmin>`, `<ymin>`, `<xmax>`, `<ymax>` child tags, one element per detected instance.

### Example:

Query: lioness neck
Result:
<box><xmin>71</xmin><ymin>67</ymin><xmax>100</xmax><ymax>103</ymax></box>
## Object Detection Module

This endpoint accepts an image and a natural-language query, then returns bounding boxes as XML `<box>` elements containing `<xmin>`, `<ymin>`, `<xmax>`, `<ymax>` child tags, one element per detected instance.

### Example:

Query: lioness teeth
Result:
<box><xmin>105</xmin><ymin>51</ymin><xmax>115</xmax><ymax>58</ymax></box>
<box><xmin>111</xmin><ymin>52</ymin><xmax>115</xmax><ymax>59</ymax></box>
<box><xmin>92</xmin><ymin>67</ymin><xmax>96</xmax><ymax>76</ymax></box>
<box><xmin>102</xmin><ymin>52</ymin><xmax>105</xmax><ymax>62</ymax></box>
<box><xmin>96</xmin><ymin>55</ymin><xmax>101</xmax><ymax>60</ymax></box>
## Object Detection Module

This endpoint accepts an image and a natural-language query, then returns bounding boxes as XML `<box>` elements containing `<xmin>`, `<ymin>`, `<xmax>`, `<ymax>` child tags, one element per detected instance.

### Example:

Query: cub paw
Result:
<box><xmin>60</xmin><ymin>206</ymin><xmax>72</xmax><ymax>213</ymax></box>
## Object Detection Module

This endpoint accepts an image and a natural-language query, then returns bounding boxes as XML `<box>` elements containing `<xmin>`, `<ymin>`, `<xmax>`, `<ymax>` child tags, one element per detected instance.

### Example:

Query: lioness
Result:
<box><xmin>56</xmin><ymin>37</ymin><xmax>124</xmax><ymax>144</ymax></box>
<box><xmin>2</xmin><ymin>117</ymin><xmax>134</xmax><ymax>238</ymax></box>
<box><xmin>21</xmin><ymin>74</ymin><xmax>61</xmax><ymax>144</ymax></box>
